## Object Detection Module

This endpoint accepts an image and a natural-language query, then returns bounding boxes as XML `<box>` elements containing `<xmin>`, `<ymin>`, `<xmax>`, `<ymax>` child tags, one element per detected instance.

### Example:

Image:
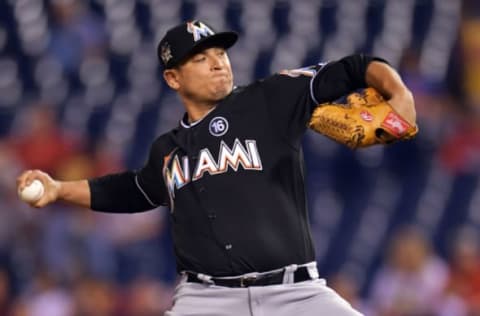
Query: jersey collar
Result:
<box><xmin>180</xmin><ymin>106</ymin><xmax>217</xmax><ymax>129</ymax></box>
<box><xmin>178</xmin><ymin>87</ymin><xmax>239</xmax><ymax>129</ymax></box>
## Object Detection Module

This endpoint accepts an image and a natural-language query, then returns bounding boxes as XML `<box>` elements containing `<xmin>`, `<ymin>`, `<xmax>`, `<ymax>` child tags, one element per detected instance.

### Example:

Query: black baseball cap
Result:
<box><xmin>157</xmin><ymin>20</ymin><xmax>238</xmax><ymax>69</ymax></box>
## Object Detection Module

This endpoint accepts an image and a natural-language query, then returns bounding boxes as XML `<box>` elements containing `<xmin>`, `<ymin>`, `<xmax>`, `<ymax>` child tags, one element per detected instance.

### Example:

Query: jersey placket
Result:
<box><xmin>186</xmin><ymin>126</ymin><xmax>237</xmax><ymax>270</ymax></box>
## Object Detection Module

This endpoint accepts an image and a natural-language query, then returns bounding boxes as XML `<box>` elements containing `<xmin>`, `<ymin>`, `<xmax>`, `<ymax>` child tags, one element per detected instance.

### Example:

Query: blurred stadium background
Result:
<box><xmin>0</xmin><ymin>0</ymin><xmax>479</xmax><ymax>315</ymax></box>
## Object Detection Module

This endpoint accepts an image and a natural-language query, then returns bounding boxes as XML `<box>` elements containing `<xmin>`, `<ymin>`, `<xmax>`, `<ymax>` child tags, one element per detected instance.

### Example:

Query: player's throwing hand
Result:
<box><xmin>16</xmin><ymin>170</ymin><xmax>60</xmax><ymax>208</ymax></box>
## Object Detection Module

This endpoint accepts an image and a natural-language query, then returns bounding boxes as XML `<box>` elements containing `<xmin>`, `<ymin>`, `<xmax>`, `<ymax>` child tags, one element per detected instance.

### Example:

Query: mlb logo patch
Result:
<box><xmin>279</xmin><ymin>66</ymin><xmax>316</xmax><ymax>78</ymax></box>
<box><xmin>381</xmin><ymin>112</ymin><xmax>410</xmax><ymax>137</ymax></box>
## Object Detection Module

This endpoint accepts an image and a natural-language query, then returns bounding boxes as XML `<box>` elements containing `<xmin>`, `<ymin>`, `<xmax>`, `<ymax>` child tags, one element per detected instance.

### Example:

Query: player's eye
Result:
<box><xmin>193</xmin><ymin>55</ymin><xmax>206</xmax><ymax>62</ymax></box>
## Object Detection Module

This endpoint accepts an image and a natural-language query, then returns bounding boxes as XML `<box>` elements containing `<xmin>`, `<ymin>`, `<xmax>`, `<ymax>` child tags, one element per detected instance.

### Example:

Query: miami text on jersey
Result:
<box><xmin>163</xmin><ymin>138</ymin><xmax>263</xmax><ymax>204</ymax></box>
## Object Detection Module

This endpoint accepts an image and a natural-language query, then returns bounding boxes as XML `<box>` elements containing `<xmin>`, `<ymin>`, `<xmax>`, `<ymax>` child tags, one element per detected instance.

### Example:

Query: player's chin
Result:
<box><xmin>211</xmin><ymin>83</ymin><xmax>233</xmax><ymax>100</ymax></box>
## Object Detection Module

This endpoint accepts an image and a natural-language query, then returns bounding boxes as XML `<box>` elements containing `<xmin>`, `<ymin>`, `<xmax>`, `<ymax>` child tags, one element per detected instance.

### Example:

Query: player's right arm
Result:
<box><xmin>16</xmin><ymin>138</ymin><xmax>169</xmax><ymax>212</ymax></box>
<box><xmin>16</xmin><ymin>169</ymin><xmax>160</xmax><ymax>212</ymax></box>
<box><xmin>17</xmin><ymin>170</ymin><xmax>157</xmax><ymax>213</ymax></box>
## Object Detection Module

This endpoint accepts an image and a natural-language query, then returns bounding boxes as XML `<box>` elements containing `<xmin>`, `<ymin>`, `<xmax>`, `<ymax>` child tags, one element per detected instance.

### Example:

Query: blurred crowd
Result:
<box><xmin>1</xmin><ymin>0</ymin><xmax>480</xmax><ymax>315</ymax></box>
<box><xmin>0</xmin><ymin>103</ymin><xmax>176</xmax><ymax>315</ymax></box>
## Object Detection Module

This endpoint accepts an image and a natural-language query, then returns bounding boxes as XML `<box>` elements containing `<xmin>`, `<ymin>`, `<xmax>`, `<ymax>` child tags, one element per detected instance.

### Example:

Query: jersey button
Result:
<box><xmin>207</xmin><ymin>213</ymin><xmax>216</xmax><ymax>219</ymax></box>
<box><xmin>225</xmin><ymin>244</ymin><xmax>232</xmax><ymax>250</ymax></box>
<box><xmin>198</xmin><ymin>186</ymin><xmax>206</xmax><ymax>193</ymax></box>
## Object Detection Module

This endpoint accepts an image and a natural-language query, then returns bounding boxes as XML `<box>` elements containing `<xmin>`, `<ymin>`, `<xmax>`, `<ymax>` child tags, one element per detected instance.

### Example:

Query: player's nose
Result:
<box><xmin>210</xmin><ymin>56</ymin><xmax>225</xmax><ymax>70</ymax></box>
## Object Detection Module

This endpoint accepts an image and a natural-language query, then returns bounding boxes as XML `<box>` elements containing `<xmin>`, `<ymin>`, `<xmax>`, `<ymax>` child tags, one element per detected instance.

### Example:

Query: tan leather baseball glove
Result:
<box><xmin>308</xmin><ymin>88</ymin><xmax>418</xmax><ymax>149</ymax></box>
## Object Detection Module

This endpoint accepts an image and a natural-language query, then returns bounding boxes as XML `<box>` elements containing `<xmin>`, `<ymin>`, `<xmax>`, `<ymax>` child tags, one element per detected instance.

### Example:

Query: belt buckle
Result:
<box><xmin>240</xmin><ymin>275</ymin><xmax>257</xmax><ymax>287</ymax></box>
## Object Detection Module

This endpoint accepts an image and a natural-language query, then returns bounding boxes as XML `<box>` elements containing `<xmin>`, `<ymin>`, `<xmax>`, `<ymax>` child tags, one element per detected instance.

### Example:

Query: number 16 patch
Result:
<box><xmin>209</xmin><ymin>116</ymin><xmax>229</xmax><ymax>137</ymax></box>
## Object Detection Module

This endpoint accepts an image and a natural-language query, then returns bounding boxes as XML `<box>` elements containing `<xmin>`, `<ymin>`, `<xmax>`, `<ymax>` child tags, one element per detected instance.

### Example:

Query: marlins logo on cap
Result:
<box><xmin>186</xmin><ymin>21</ymin><xmax>214</xmax><ymax>42</ymax></box>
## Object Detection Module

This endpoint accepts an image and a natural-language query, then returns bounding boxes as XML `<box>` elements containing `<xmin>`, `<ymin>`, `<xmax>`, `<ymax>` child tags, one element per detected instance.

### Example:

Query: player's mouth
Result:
<box><xmin>212</xmin><ymin>73</ymin><xmax>230</xmax><ymax>79</ymax></box>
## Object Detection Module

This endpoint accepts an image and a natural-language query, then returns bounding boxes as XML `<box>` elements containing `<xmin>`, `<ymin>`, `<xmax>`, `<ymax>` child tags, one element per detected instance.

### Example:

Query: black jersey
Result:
<box><xmin>89</xmin><ymin>54</ymin><xmax>382</xmax><ymax>276</ymax></box>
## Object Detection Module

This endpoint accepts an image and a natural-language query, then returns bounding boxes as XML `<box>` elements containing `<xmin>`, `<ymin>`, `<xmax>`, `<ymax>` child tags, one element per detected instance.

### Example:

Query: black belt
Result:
<box><xmin>186</xmin><ymin>266</ymin><xmax>313</xmax><ymax>288</ymax></box>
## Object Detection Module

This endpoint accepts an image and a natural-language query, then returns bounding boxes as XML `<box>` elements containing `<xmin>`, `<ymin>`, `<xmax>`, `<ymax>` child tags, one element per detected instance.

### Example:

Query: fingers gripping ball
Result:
<box><xmin>308</xmin><ymin>88</ymin><xmax>418</xmax><ymax>149</ymax></box>
<box><xmin>19</xmin><ymin>179</ymin><xmax>45</xmax><ymax>203</ymax></box>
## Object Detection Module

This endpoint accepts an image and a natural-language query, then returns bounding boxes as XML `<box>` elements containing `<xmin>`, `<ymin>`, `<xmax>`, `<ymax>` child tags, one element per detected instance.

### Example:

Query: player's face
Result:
<box><xmin>166</xmin><ymin>47</ymin><xmax>234</xmax><ymax>105</ymax></box>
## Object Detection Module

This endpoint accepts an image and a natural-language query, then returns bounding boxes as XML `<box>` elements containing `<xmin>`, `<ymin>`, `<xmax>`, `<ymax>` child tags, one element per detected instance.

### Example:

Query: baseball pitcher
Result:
<box><xmin>17</xmin><ymin>20</ymin><xmax>417</xmax><ymax>316</ymax></box>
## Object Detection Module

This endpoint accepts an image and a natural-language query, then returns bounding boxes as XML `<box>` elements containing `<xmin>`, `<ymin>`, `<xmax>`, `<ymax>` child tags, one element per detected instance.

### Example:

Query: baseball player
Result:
<box><xmin>17</xmin><ymin>20</ymin><xmax>417</xmax><ymax>315</ymax></box>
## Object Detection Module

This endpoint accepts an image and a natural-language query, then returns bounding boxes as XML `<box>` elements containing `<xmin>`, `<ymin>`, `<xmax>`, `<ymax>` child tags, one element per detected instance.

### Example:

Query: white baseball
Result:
<box><xmin>19</xmin><ymin>179</ymin><xmax>45</xmax><ymax>203</ymax></box>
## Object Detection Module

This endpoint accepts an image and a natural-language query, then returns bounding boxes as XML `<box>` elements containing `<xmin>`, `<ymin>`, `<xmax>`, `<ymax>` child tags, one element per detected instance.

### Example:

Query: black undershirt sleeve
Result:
<box><xmin>89</xmin><ymin>171</ymin><xmax>158</xmax><ymax>213</ymax></box>
<box><xmin>311</xmin><ymin>54</ymin><xmax>388</xmax><ymax>104</ymax></box>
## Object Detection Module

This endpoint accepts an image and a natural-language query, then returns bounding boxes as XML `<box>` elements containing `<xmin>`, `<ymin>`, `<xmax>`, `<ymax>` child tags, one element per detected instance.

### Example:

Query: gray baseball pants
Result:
<box><xmin>165</xmin><ymin>264</ymin><xmax>363</xmax><ymax>316</ymax></box>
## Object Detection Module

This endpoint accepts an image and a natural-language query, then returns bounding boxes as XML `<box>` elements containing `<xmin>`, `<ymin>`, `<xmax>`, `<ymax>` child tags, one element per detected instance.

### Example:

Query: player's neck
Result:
<box><xmin>184</xmin><ymin>102</ymin><xmax>217</xmax><ymax>123</ymax></box>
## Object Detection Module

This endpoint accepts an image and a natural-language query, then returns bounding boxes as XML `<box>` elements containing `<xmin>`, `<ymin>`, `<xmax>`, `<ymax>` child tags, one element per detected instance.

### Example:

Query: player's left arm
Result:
<box><xmin>308</xmin><ymin>55</ymin><xmax>419</xmax><ymax>148</ymax></box>
<box><xmin>365</xmin><ymin>61</ymin><xmax>416</xmax><ymax>126</ymax></box>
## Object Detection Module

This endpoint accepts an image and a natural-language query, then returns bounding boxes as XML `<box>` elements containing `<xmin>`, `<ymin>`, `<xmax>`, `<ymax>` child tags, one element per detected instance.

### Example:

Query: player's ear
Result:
<box><xmin>163</xmin><ymin>69</ymin><xmax>180</xmax><ymax>90</ymax></box>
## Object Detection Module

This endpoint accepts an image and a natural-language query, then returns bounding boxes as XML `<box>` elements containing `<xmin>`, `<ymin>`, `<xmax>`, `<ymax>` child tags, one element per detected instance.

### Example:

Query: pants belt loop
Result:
<box><xmin>197</xmin><ymin>273</ymin><xmax>214</xmax><ymax>285</ymax></box>
<box><xmin>282</xmin><ymin>264</ymin><xmax>298</xmax><ymax>284</ymax></box>
<box><xmin>306</xmin><ymin>262</ymin><xmax>319</xmax><ymax>280</ymax></box>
